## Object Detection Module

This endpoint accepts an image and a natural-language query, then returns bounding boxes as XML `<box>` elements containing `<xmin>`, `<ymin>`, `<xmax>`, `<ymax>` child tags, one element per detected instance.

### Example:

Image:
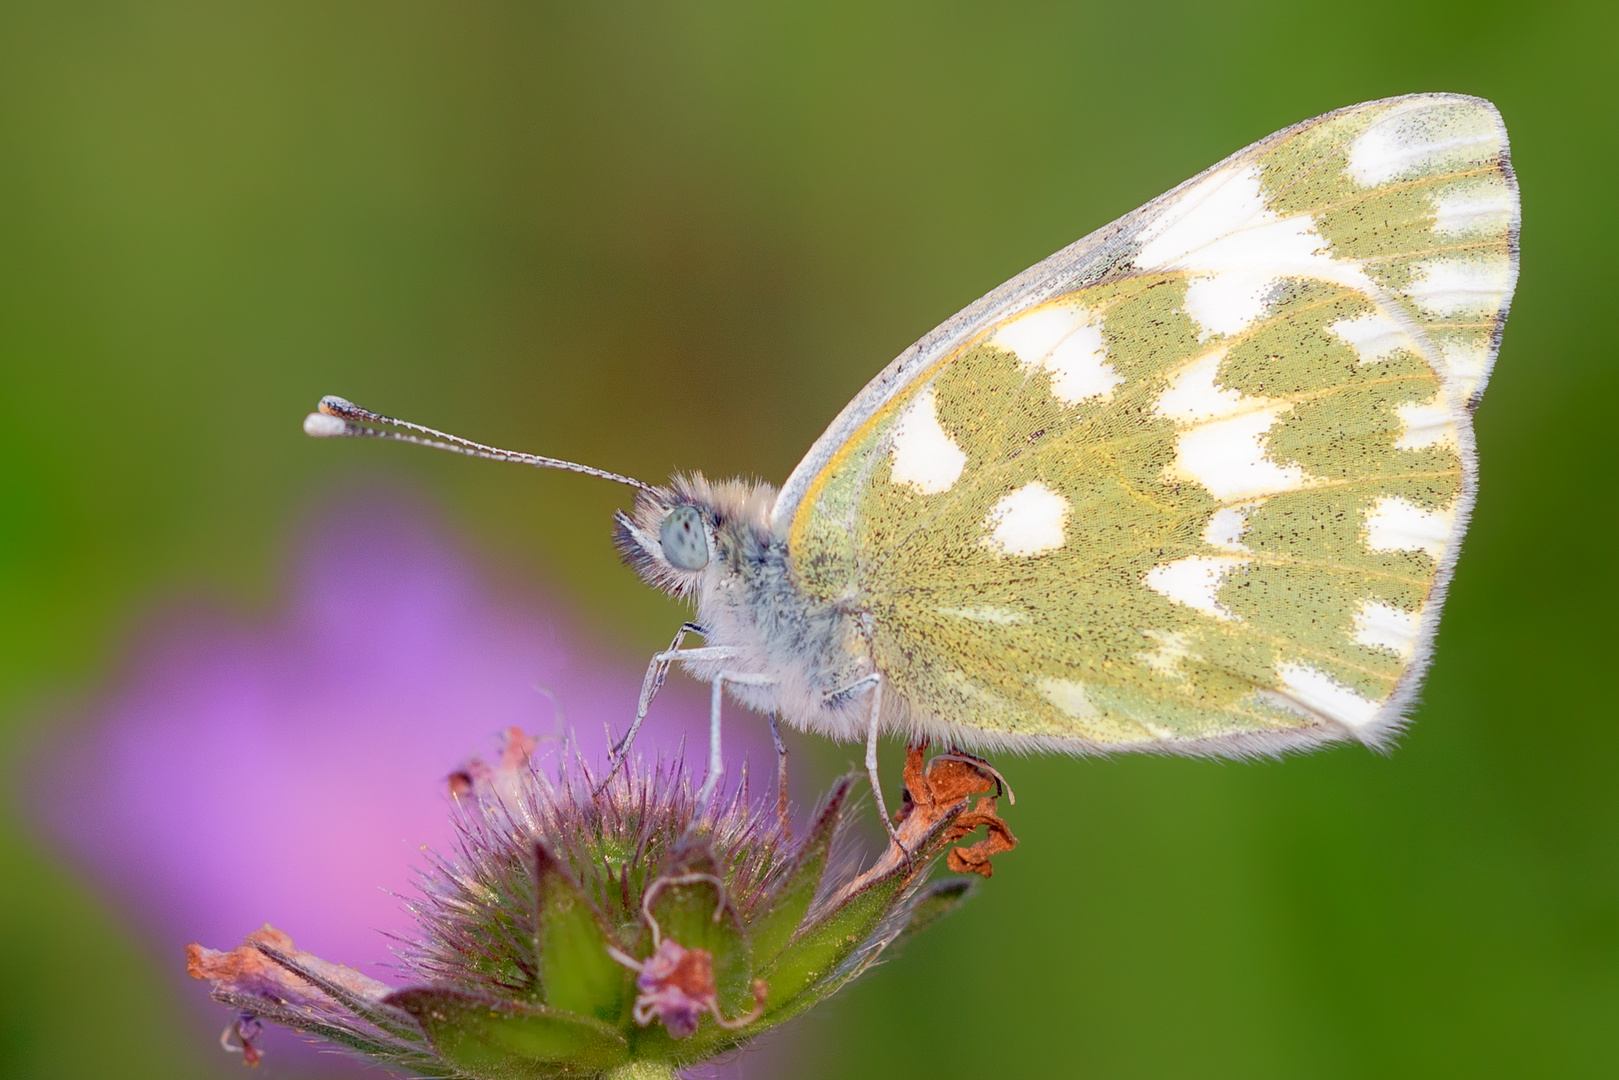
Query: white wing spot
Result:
<box><xmin>1329</xmin><ymin>310</ymin><xmax>1416</xmax><ymax>364</ymax></box>
<box><xmin>1275</xmin><ymin>662</ymin><xmax>1383</xmax><ymax>732</ymax></box>
<box><xmin>1144</xmin><ymin>556</ymin><xmax>1250</xmax><ymax>620</ymax></box>
<box><xmin>1393</xmin><ymin>394</ymin><xmax>1457</xmax><ymax>451</ymax></box>
<box><xmin>1135</xmin><ymin>629</ymin><xmax>1198</xmax><ymax>679</ymax></box>
<box><xmin>1183</xmin><ymin>272</ymin><xmax>1279</xmax><ymax>340</ymax></box>
<box><xmin>941</xmin><ymin>669</ymin><xmax>1014</xmax><ymax>711</ymax></box>
<box><xmin>1439</xmin><ymin>336</ymin><xmax>1492</xmax><ymax>405</ymax></box>
<box><xmin>1406</xmin><ymin>255</ymin><xmax>1516</xmax><ymax>318</ymax></box>
<box><xmin>937</xmin><ymin>605</ymin><xmax>1030</xmax><ymax>626</ymax></box>
<box><xmin>888</xmin><ymin>384</ymin><xmax>966</xmax><ymax>494</ymax></box>
<box><xmin>991</xmin><ymin>305</ymin><xmax>1071</xmax><ymax>360</ymax></box>
<box><xmin>1202</xmin><ymin>501</ymin><xmax>1263</xmax><ymax>552</ymax></box>
<box><xmin>990</xmin><ymin>304</ymin><xmax>1122</xmax><ymax>405</ymax></box>
<box><xmin>1156</xmin><ymin>351</ymin><xmax>1311</xmax><ymax>500</ymax></box>
<box><xmin>1432</xmin><ymin>178</ymin><xmax>1517</xmax><ymax>237</ymax></box>
<box><xmin>981</xmin><ymin>482</ymin><xmax>1069</xmax><ymax>556</ymax></box>
<box><xmin>1169</xmin><ymin>411</ymin><xmax>1311</xmax><ymax>501</ymax></box>
<box><xmin>1363</xmin><ymin>495</ymin><xmax>1457</xmax><ymax>560</ymax></box>
<box><xmin>1134</xmin><ymin>164</ymin><xmax>1371</xmax><ymax>293</ymax></box>
<box><xmin>1156</xmin><ymin>349</ymin><xmax>1247</xmax><ymax>423</ymax></box>
<box><xmin>1353</xmin><ymin>599</ymin><xmax>1423</xmax><ymax>660</ymax></box>
<box><xmin>1037</xmin><ymin>677</ymin><xmax>1101</xmax><ymax>719</ymax></box>
<box><xmin>1345</xmin><ymin>101</ymin><xmax>1503</xmax><ymax>187</ymax></box>
<box><xmin>1046</xmin><ymin>324</ymin><xmax>1122</xmax><ymax>403</ymax></box>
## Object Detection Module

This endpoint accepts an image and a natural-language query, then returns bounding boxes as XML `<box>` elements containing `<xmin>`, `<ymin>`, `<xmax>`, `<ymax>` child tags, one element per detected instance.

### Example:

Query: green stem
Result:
<box><xmin>605</xmin><ymin>1061</ymin><xmax>678</xmax><ymax>1080</ymax></box>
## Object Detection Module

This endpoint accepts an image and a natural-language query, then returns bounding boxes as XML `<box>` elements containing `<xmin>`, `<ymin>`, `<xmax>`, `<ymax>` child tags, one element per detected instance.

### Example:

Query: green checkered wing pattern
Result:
<box><xmin>781</xmin><ymin>94</ymin><xmax>1517</xmax><ymax>754</ymax></box>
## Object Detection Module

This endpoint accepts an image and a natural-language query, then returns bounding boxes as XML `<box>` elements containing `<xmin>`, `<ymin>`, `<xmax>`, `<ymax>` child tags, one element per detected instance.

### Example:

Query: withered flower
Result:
<box><xmin>187</xmin><ymin>733</ymin><xmax>1015</xmax><ymax>1079</ymax></box>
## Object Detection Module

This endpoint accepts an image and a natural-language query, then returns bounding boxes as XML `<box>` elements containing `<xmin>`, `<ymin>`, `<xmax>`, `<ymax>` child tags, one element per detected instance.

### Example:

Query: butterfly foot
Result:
<box><xmin>880</xmin><ymin>807</ymin><xmax>916</xmax><ymax>876</ymax></box>
<box><xmin>767</xmin><ymin>711</ymin><xmax>791</xmax><ymax>840</ymax></box>
<box><xmin>591</xmin><ymin>743</ymin><xmax>630</xmax><ymax>798</ymax></box>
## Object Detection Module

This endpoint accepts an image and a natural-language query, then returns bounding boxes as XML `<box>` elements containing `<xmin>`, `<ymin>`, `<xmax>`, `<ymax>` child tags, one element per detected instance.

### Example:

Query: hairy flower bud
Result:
<box><xmin>187</xmin><ymin>734</ymin><xmax>1014</xmax><ymax>1078</ymax></box>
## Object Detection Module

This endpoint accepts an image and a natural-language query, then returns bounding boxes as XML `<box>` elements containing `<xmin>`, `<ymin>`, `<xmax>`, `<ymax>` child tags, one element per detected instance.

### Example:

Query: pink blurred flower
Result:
<box><xmin>34</xmin><ymin>490</ymin><xmax>771</xmax><ymax>1074</ymax></box>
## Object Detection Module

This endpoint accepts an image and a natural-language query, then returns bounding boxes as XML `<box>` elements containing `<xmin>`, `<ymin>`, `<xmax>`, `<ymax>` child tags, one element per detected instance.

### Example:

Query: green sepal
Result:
<box><xmin>605</xmin><ymin>1064</ymin><xmax>679</xmax><ymax>1080</ymax></box>
<box><xmin>890</xmin><ymin>877</ymin><xmax>975</xmax><ymax>950</ymax></box>
<box><xmin>756</xmin><ymin>868</ymin><xmax>905</xmax><ymax>1012</ymax></box>
<box><xmin>385</xmin><ymin>988</ymin><xmax>628</xmax><ymax>1079</ymax></box>
<box><xmin>207</xmin><ymin>988</ymin><xmax>439</xmax><ymax>1067</ymax></box>
<box><xmin>533</xmin><ymin>842</ymin><xmax>632</xmax><ymax>1024</ymax></box>
<box><xmin>760</xmin><ymin>808</ymin><xmax>962</xmax><ymax>1016</ymax></box>
<box><xmin>644</xmin><ymin>842</ymin><xmax>753</xmax><ymax>1015</ymax></box>
<box><xmin>745</xmin><ymin>778</ymin><xmax>850</xmax><ymax>967</ymax></box>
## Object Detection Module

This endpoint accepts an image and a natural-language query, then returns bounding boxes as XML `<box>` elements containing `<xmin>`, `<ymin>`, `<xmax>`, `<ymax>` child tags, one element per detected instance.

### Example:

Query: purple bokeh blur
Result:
<box><xmin>35</xmin><ymin>489</ymin><xmax>777</xmax><ymax>1076</ymax></box>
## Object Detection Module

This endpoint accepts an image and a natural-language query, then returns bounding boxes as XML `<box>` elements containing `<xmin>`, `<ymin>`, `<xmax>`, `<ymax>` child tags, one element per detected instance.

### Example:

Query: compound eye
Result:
<box><xmin>659</xmin><ymin>505</ymin><xmax>709</xmax><ymax>571</ymax></box>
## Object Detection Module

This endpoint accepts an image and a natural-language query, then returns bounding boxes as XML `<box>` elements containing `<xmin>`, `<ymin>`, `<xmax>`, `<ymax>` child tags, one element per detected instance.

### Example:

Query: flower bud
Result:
<box><xmin>187</xmin><ymin>739</ymin><xmax>1014</xmax><ymax>1078</ymax></box>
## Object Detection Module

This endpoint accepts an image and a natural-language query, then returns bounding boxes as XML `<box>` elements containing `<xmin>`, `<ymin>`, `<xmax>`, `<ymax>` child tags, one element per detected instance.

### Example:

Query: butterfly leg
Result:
<box><xmin>695</xmin><ymin>671</ymin><xmax>777</xmax><ymax>808</ymax></box>
<box><xmin>826</xmin><ymin>673</ymin><xmax>905</xmax><ymax>855</ymax></box>
<box><xmin>697</xmin><ymin>676</ymin><xmax>726</xmax><ymax>807</ymax></box>
<box><xmin>766</xmin><ymin>711</ymin><xmax>791</xmax><ymax>837</ymax></box>
<box><xmin>861</xmin><ymin>674</ymin><xmax>908</xmax><ymax>857</ymax></box>
<box><xmin>597</xmin><ymin>623</ymin><xmax>735</xmax><ymax>794</ymax></box>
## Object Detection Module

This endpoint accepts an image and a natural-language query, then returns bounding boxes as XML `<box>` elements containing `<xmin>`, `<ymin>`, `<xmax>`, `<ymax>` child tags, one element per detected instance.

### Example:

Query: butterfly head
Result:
<box><xmin>613</xmin><ymin>474</ymin><xmax>776</xmax><ymax>599</ymax></box>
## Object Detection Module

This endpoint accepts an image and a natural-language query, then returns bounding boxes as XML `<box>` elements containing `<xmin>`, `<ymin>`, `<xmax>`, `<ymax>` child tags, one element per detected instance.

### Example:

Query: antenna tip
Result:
<box><xmin>318</xmin><ymin>394</ymin><xmax>356</xmax><ymax>416</ymax></box>
<box><xmin>303</xmin><ymin>412</ymin><xmax>348</xmax><ymax>438</ymax></box>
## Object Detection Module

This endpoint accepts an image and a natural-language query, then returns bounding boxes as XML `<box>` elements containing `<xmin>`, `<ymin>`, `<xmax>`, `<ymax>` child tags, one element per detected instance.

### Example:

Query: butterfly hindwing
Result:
<box><xmin>783</xmin><ymin>94</ymin><xmax>1517</xmax><ymax>755</ymax></box>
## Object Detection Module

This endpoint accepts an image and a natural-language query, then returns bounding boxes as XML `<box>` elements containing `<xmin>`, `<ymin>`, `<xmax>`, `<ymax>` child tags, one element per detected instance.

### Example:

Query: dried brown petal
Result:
<box><xmin>900</xmin><ymin>746</ymin><xmax>1018</xmax><ymax>877</ymax></box>
<box><xmin>186</xmin><ymin>924</ymin><xmax>393</xmax><ymax>1010</ymax></box>
<box><xmin>945</xmin><ymin>796</ymin><xmax>1019</xmax><ymax>878</ymax></box>
<box><xmin>497</xmin><ymin>726</ymin><xmax>538</xmax><ymax>771</ymax></box>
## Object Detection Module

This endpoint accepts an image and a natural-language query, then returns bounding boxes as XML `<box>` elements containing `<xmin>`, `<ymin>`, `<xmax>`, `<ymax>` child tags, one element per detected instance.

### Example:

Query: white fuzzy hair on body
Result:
<box><xmin>614</xmin><ymin>473</ymin><xmax>886</xmax><ymax>746</ymax></box>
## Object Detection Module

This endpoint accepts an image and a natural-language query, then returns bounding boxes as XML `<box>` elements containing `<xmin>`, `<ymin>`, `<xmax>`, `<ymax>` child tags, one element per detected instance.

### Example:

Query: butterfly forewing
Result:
<box><xmin>786</xmin><ymin>94</ymin><xmax>1517</xmax><ymax>755</ymax></box>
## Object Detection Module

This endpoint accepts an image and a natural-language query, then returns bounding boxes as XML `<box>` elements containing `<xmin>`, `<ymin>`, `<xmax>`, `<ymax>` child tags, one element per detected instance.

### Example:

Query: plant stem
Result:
<box><xmin>605</xmin><ymin>1061</ymin><xmax>678</xmax><ymax>1080</ymax></box>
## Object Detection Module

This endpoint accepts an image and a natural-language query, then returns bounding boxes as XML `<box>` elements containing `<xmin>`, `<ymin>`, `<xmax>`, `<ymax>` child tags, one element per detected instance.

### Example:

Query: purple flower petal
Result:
<box><xmin>32</xmin><ymin>492</ymin><xmax>775</xmax><ymax>1072</ymax></box>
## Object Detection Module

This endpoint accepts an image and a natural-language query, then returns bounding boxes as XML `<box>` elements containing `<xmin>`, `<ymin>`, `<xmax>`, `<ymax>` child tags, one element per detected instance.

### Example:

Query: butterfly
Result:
<box><xmin>307</xmin><ymin>93</ymin><xmax>1519</xmax><ymax>841</ymax></box>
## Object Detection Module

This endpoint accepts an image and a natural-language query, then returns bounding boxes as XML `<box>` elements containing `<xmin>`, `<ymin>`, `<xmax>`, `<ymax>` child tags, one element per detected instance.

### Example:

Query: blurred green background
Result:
<box><xmin>3</xmin><ymin>2</ymin><xmax>1616</xmax><ymax>1077</ymax></box>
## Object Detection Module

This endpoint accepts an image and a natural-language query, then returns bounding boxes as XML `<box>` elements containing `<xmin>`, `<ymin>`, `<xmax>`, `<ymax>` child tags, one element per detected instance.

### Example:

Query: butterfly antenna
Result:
<box><xmin>303</xmin><ymin>395</ymin><xmax>657</xmax><ymax>493</ymax></box>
